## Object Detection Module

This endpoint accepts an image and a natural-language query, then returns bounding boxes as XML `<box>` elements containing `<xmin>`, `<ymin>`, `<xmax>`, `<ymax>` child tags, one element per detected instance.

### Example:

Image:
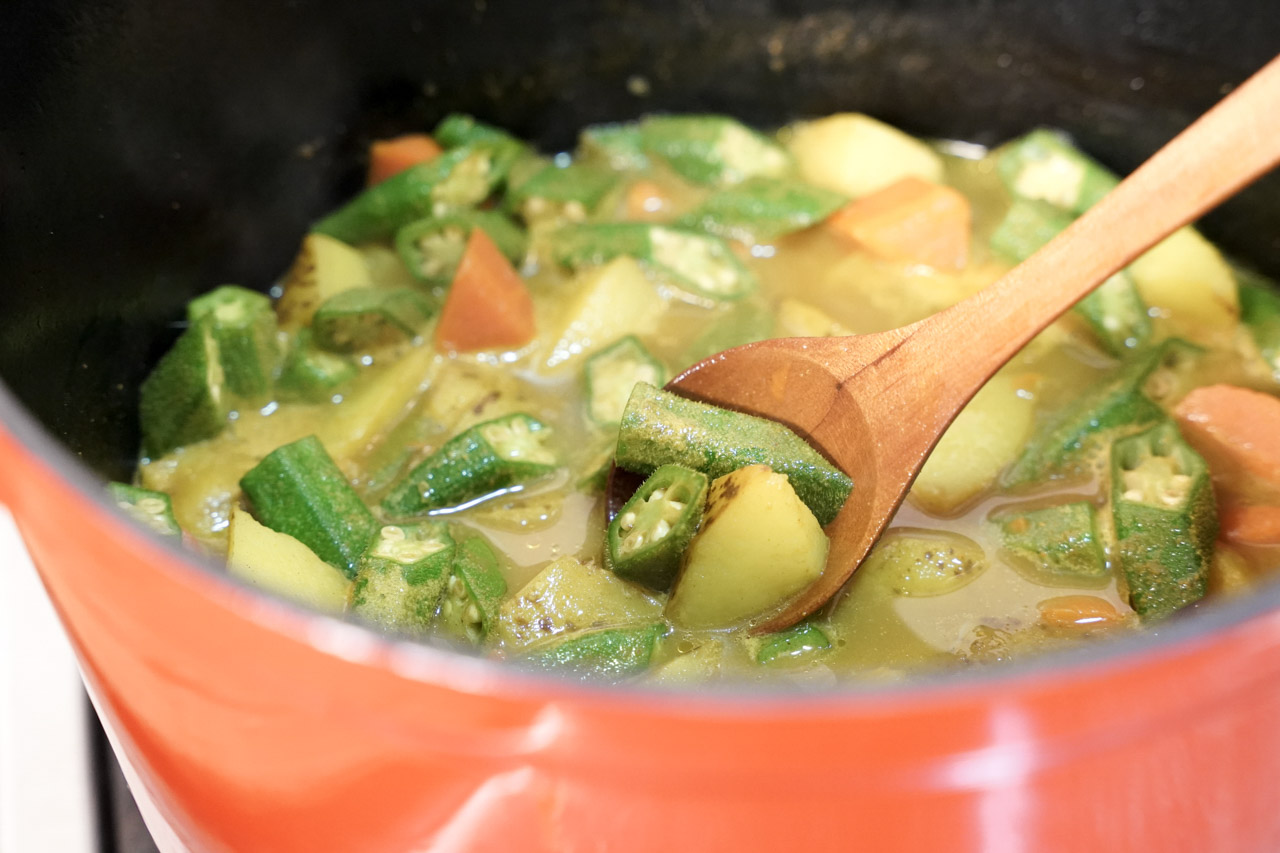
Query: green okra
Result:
<box><xmin>239</xmin><ymin>435</ymin><xmax>379</xmax><ymax>577</ymax></box>
<box><xmin>310</xmin><ymin>287</ymin><xmax>435</xmax><ymax>353</ymax></box>
<box><xmin>550</xmin><ymin>222</ymin><xmax>757</xmax><ymax>301</ymax></box>
<box><xmin>679</xmin><ymin>298</ymin><xmax>775</xmax><ymax>368</ymax></box>
<box><xmin>275</xmin><ymin>329</ymin><xmax>359</xmax><ymax>402</ymax></box>
<box><xmin>1110</xmin><ymin>420</ymin><xmax>1217</xmax><ymax>620</ymax></box>
<box><xmin>584</xmin><ymin>335</ymin><xmax>667</xmax><ymax>427</ymax></box>
<box><xmin>436</xmin><ymin>534</ymin><xmax>508</xmax><ymax>645</ymax></box>
<box><xmin>637</xmin><ymin>114</ymin><xmax>791</xmax><ymax>186</ymax></box>
<box><xmin>313</xmin><ymin>141</ymin><xmax>519</xmax><ymax>244</ymax></box>
<box><xmin>996</xmin><ymin>128</ymin><xmax>1118</xmax><ymax>215</ymax></box>
<box><xmin>507</xmin><ymin>161</ymin><xmax>620</xmax><ymax>221</ymax></box>
<box><xmin>992</xmin><ymin>501</ymin><xmax>1108</xmax><ymax>585</ymax></box>
<box><xmin>187</xmin><ymin>285</ymin><xmax>280</xmax><ymax>399</ymax></box>
<box><xmin>138</xmin><ymin>325</ymin><xmax>228</xmax><ymax>458</ymax></box>
<box><xmin>578</xmin><ymin>121</ymin><xmax>649</xmax><ymax>171</ymax></box>
<box><xmin>394</xmin><ymin>209</ymin><xmax>527</xmax><ymax>291</ymax></box>
<box><xmin>1237</xmin><ymin>272</ymin><xmax>1280</xmax><ymax>375</ymax></box>
<box><xmin>432</xmin><ymin>113</ymin><xmax>544</xmax><ymax>189</ymax></box>
<box><xmin>756</xmin><ymin>622</ymin><xmax>831</xmax><ymax>666</ymax></box>
<box><xmin>989</xmin><ymin>197</ymin><xmax>1073</xmax><ymax>263</ymax></box>
<box><xmin>1140</xmin><ymin>338</ymin><xmax>1204</xmax><ymax>408</ymax></box>
<box><xmin>677</xmin><ymin>176</ymin><xmax>848</xmax><ymax>243</ymax></box>
<box><xmin>350</xmin><ymin>521</ymin><xmax>455</xmax><ymax>635</ymax></box>
<box><xmin>607</xmin><ymin>464</ymin><xmax>708</xmax><ymax>591</ymax></box>
<box><xmin>522</xmin><ymin>623</ymin><xmax>666</xmax><ymax>682</ymax></box>
<box><xmin>381</xmin><ymin>413</ymin><xmax>558</xmax><ymax>516</ymax></box>
<box><xmin>106</xmin><ymin>483</ymin><xmax>181</xmax><ymax>538</ymax></box>
<box><xmin>615</xmin><ymin>382</ymin><xmax>853</xmax><ymax>526</ymax></box>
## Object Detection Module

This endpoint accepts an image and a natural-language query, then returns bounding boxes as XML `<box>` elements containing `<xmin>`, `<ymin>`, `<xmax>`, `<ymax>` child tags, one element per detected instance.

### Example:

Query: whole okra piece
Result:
<box><xmin>677</xmin><ymin>176</ymin><xmax>848</xmax><ymax>244</ymax></box>
<box><xmin>350</xmin><ymin>521</ymin><xmax>456</xmax><ymax>636</ymax></box>
<box><xmin>187</xmin><ymin>285</ymin><xmax>281</xmax><ymax>399</ymax></box>
<box><xmin>239</xmin><ymin>435</ymin><xmax>379</xmax><ymax>577</ymax></box>
<box><xmin>436</xmin><ymin>535</ymin><xmax>508</xmax><ymax>645</ymax></box>
<box><xmin>992</xmin><ymin>501</ymin><xmax>1108</xmax><ymax>585</ymax></box>
<box><xmin>381</xmin><ymin>413</ymin><xmax>558</xmax><ymax>517</ymax></box>
<box><xmin>106</xmin><ymin>483</ymin><xmax>182</xmax><ymax>538</ymax></box>
<box><xmin>394</xmin><ymin>209</ymin><xmax>527</xmax><ymax>291</ymax></box>
<box><xmin>637</xmin><ymin>115</ymin><xmax>791</xmax><ymax>186</ymax></box>
<box><xmin>310</xmin><ymin>287</ymin><xmax>436</xmax><ymax>353</ymax></box>
<box><xmin>607</xmin><ymin>465</ymin><xmax>708</xmax><ymax>591</ymax></box>
<box><xmin>521</xmin><ymin>623</ymin><xmax>667</xmax><ymax>682</ymax></box>
<box><xmin>1109</xmin><ymin>420</ymin><xmax>1217</xmax><ymax>620</ymax></box>
<box><xmin>614</xmin><ymin>382</ymin><xmax>853</xmax><ymax>526</ymax></box>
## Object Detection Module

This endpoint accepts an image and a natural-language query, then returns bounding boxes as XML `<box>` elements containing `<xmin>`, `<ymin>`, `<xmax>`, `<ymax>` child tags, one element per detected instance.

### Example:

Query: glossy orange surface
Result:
<box><xmin>5</xmin><ymin>419</ymin><xmax>1280</xmax><ymax>852</ymax></box>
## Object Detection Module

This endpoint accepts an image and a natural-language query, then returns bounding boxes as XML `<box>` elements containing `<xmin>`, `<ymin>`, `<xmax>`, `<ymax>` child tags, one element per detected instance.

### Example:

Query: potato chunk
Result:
<box><xmin>667</xmin><ymin>465</ymin><xmax>828</xmax><ymax>629</ymax></box>
<box><xmin>227</xmin><ymin>507</ymin><xmax>352</xmax><ymax>614</ymax></box>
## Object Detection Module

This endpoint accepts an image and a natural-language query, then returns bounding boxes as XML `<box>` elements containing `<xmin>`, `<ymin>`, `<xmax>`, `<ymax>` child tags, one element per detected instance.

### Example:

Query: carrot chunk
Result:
<box><xmin>826</xmin><ymin>176</ymin><xmax>971</xmax><ymax>270</ymax></box>
<box><xmin>1174</xmin><ymin>384</ymin><xmax>1280</xmax><ymax>502</ymax></box>
<box><xmin>1220</xmin><ymin>504</ymin><xmax>1280</xmax><ymax>546</ymax></box>
<box><xmin>1037</xmin><ymin>595</ymin><xmax>1123</xmax><ymax>630</ymax></box>
<box><xmin>366</xmin><ymin>134</ymin><xmax>443</xmax><ymax>186</ymax></box>
<box><xmin>434</xmin><ymin>229</ymin><xmax>536</xmax><ymax>353</ymax></box>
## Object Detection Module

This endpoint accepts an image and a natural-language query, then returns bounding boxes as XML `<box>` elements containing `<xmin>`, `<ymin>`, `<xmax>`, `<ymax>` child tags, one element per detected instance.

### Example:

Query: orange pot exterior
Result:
<box><xmin>6</xmin><ymin>419</ymin><xmax>1280</xmax><ymax>853</ymax></box>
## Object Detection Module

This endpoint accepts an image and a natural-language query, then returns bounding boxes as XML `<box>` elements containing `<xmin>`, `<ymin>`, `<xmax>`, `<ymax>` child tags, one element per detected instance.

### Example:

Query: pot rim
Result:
<box><xmin>5</xmin><ymin>368</ymin><xmax>1278</xmax><ymax>712</ymax></box>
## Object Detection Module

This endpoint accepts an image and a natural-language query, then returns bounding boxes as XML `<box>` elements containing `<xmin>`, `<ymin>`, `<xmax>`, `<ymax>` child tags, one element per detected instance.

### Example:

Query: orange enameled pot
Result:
<box><xmin>4</xmin><ymin>1</ymin><xmax>1280</xmax><ymax>850</ymax></box>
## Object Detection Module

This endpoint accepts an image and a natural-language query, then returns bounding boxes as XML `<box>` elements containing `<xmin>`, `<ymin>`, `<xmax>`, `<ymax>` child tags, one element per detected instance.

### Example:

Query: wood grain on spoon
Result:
<box><xmin>661</xmin><ymin>54</ymin><xmax>1280</xmax><ymax>635</ymax></box>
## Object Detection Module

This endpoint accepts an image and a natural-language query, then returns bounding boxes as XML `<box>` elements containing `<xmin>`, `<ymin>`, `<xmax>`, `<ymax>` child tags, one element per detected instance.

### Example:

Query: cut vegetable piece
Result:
<box><xmin>497</xmin><ymin>556</ymin><xmax>664</xmax><ymax>648</ymax></box>
<box><xmin>522</xmin><ymin>623</ymin><xmax>666</xmax><ymax>682</ymax></box>
<box><xmin>239</xmin><ymin>435</ymin><xmax>378</xmax><ymax>576</ymax></box>
<box><xmin>584</xmin><ymin>336</ymin><xmax>667</xmax><ymax>426</ymax></box>
<box><xmin>543</xmin><ymin>256</ymin><xmax>666</xmax><ymax>370</ymax></box>
<box><xmin>1037</xmin><ymin>596</ymin><xmax>1125</xmax><ymax>631</ymax></box>
<box><xmin>638</xmin><ymin>114</ymin><xmax>791</xmax><ymax>186</ymax></box>
<box><xmin>646</xmin><ymin>640</ymin><xmax>723</xmax><ymax>685</ymax></box>
<box><xmin>1129</xmin><ymin>226</ymin><xmax>1240</xmax><ymax>338</ymax></box>
<box><xmin>996</xmin><ymin>129</ymin><xmax>1118</xmax><ymax>214</ymax></box>
<box><xmin>139</xmin><ymin>325</ymin><xmax>228</xmax><ymax>458</ymax></box>
<box><xmin>1139</xmin><ymin>338</ymin><xmax>1204</xmax><ymax>408</ymax></box>
<box><xmin>508</xmin><ymin>162</ymin><xmax>620</xmax><ymax>222</ymax></box>
<box><xmin>1238</xmin><ymin>275</ymin><xmax>1280</xmax><ymax>375</ymax></box>
<box><xmin>578</xmin><ymin>121</ymin><xmax>650</xmax><ymax>171</ymax></box>
<box><xmin>679</xmin><ymin>298</ymin><xmax>776</xmax><ymax>368</ymax></box>
<box><xmin>350</xmin><ymin>521</ymin><xmax>455</xmax><ymax>635</ymax></box>
<box><xmin>1219</xmin><ymin>504</ymin><xmax>1280</xmax><ymax>546</ymax></box>
<box><xmin>911</xmin><ymin>373</ymin><xmax>1036</xmax><ymax>513</ymax></box>
<box><xmin>276</xmin><ymin>233</ymin><xmax>373</xmax><ymax>331</ymax></box>
<box><xmin>394</xmin><ymin>209</ymin><xmax>527</xmax><ymax>292</ymax></box>
<box><xmin>785</xmin><ymin>113</ymin><xmax>944</xmax><ymax>198</ymax></box>
<box><xmin>434</xmin><ymin>228</ymin><xmax>536</xmax><ymax>353</ymax></box>
<box><xmin>756</xmin><ymin>622</ymin><xmax>831</xmax><ymax>665</ymax></box>
<box><xmin>607</xmin><ymin>465</ymin><xmax>708</xmax><ymax>591</ymax></box>
<box><xmin>311</xmin><ymin>287</ymin><xmax>435</xmax><ymax>353</ymax></box>
<box><xmin>275</xmin><ymin>329</ymin><xmax>359</xmax><ymax>402</ymax></box>
<box><xmin>989</xmin><ymin>197</ymin><xmax>1073</xmax><ymax>262</ymax></box>
<box><xmin>436</xmin><ymin>535</ymin><xmax>508</xmax><ymax>645</ymax></box>
<box><xmin>678</xmin><ymin>176</ymin><xmax>848</xmax><ymax>243</ymax></box>
<box><xmin>616</xmin><ymin>382</ymin><xmax>853</xmax><ymax>526</ymax></box>
<box><xmin>421</xmin><ymin>360</ymin><xmax>529</xmax><ymax>434</ymax></box>
<box><xmin>667</xmin><ymin>465</ymin><xmax>829</xmax><ymax>629</ymax></box>
<box><xmin>1075</xmin><ymin>272</ymin><xmax>1153</xmax><ymax>355</ymax></box>
<box><xmin>313</xmin><ymin>141</ymin><xmax>517</xmax><ymax>244</ymax></box>
<box><xmin>1175</xmin><ymin>384</ymin><xmax>1280</xmax><ymax>503</ymax></box>
<box><xmin>1110</xmin><ymin>420</ymin><xmax>1217</xmax><ymax>619</ymax></box>
<box><xmin>826</xmin><ymin>176</ymin><xmax>971</xmax><ymax>270</ymax></box>
<box><xmin>367</xmin><ymin>134</ymin><xmax>443</xmax><ymax>186</ymax></box>
<box><xmin>226</xmin><ymin>506</ymin><xmax>351</xmax><ymax>614</ymax></box>
<box><xmin>106</xmin><ymin>483</ymin><xmax>181</xmax><ymax>537</ymax></box>
<box><xmin>380</xmin><ymin>413</ymin><xmax>557</xmax><ymax>516</ymax></box>
<box><xmin>858</xmin><ymin>530</ymin><xmax>987</xmax><ymax>597</ymax></box>
<box><xmin>432</xmin><ymin>113</ymin><xmax>518</xmax><ymax>149</ymax></box>
<box><xmin>187</xmin><ymin>285</ymin><xmax>280</xmax><ymax>399</ymax></box>
<box><xmin>992</xmin><ymin>501</ymin><xmax>1108</xmax><ymax>586</ymax></box>
<box><xmin>316</xmin><ymin>342</ymin><xmax>440</xmax><ymax>462</ymax></box>
<box><xmin>774</xmin><ymin>300</ymin><xmax>852</xmax><ymax>339</ymax></box>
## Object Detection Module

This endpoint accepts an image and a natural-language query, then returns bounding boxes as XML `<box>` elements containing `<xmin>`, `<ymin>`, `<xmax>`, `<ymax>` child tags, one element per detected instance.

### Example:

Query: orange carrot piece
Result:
<box><xmin>1037</xmin><ymin>595</ymin><xmax>1124</xmax><ymax>630</ymax></box>
<box><xmin>366</xmin><ymin>134</ymin><xmax>443</xmax><ymax>186</ymax></box>
<box><xmin>826</xmin><ymin>176</ymin><xmax>971</xmax><ymax>270</ymax></box>
<box><xmin>434</xmin><ymin>229</ymin><xmax>536</xmax><ymax>353</ymax></box>
<box><xmin>1175</xmin><ymin>385</ymin><xmax>1280</xmax><ymax>502</ymax></box>
<box><xmin>625</xmin><ymin>179</ymin><xmax>669</xmax><ymax>220</ymax></box>
<box><xmin>1220</xmin><ymin>504</ymin><xmax>1280</xmax><ymax>546</ymax></box>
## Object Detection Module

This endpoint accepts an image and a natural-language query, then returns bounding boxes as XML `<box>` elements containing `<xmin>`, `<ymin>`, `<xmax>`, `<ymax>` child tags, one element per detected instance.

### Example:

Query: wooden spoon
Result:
<box><xmin>610</xmin><ymin>54</ymin><xmax>1280</xmax><ymax>635</ymax></box>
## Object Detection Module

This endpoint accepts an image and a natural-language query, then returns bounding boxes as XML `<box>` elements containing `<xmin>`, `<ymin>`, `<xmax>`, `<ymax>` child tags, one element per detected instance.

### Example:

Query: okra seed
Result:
<box><xmin>667</xmin><ymin>500</ymin><xmax>686</xmax><ymax>513</ymax></box>
<box><xmin>380</xmin><ymin>525</ymin><xmax>406</xmax><ymax>541</ymax></box>
<box><xmin>564</xmin><ymin>201</ymin><xmax>587</xmax><ymax>221</ymax></box>
<box><xmin>654</xmin><ymin>519</ymin><xmax>671</xmax><ymax>539</ymax></box>
<box><xmin>619</xmin><ymin>512</ymin><xmax>637</xmax><ymax>530</ymax></box>
<box><xmin>466</xmin><ymin>603</ymin><xmax>481</xmax><ymax>624</ymax></box>
<box><xmin>649</xmin><ymin>488</ymin><xmax>666</xmax><ymax>502</ymax></box>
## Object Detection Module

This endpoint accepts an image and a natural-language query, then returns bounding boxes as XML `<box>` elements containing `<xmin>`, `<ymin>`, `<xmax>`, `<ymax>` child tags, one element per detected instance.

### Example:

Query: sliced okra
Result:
<box><xmin>755</xmin><ymin>622</ymin><xmax>831</xmax><ymax>666</ymax></box>
<box><xmin>139</xmin><ymin>325</ymin><xmax>228</xmax><ymax>458</ymax></box>
<box><xmin>394</xmin><ymin>210</ymin><xmax>527</xmax><ymax>291</ymax></box>
<box><xmin>584</xmin><ymin>335</ymin><xmax>667</xmax><ymax>427</ymax></box>
<box><xmin>989</xmin><ymin>198</ymin><xmax>1073</xmax><ymax>263</ymax></box>
<box><xmin>106</xmin><ymin>483</ymin><xmax>182</xmax><ymax>537</ymax></box>
<box><xmin>350</xmin><ymin>521</ymin><xmax>455</xmax><ymax>635</ymax></box>
<box><xmin>507</xmin><ymin>162</ymin><xmax>620</xmax><ymax>224</ymax></box>
<box><xmin>187</xmin><ymin>285</ymin><xmax>280</xmax><ymax>399</ymax></box>
<box><xmin>380</xmin><ymin>413</ymin><xmax>558</xmax><ymax>517</ymax></box>
<box><xmin>615</xmin><ymin>382</ymin><xmax>853</xmax><ymax>526</ymax></box>
<box><xmin>607</xmin><ymin>465</ymin><xmax>708</xmax><ymax>591</ymax></box>
<box><xmin>1140</xmin><ymin>338</ymin><xmax>1205</xmax><ymax>407</ymax></box>
<box><xmin>436</xmin><ymin>535</ymin><xmax>508</xmax><ymax>645</ymax></box>
<box><xmin>676</xmin><ymin>176</ymin><xmax>848</xmax><ymax>244</ymax></box>
<box><xmin>312</xmin><ymin>141</ymin><xmax>519</xmax><ymax>244</ymax></box>
<box><xmin>522</xmin><ymin>623</ymin><xmax>666</xmax><ymax>682</ymax></box>
<box><xmin>996</xmin><ymin>129</ymin><xmax>1118</xmax><ymax>215</ymax></box>
<box><xmin>577</xmin><ymin>121</ymin><xmax>649</xmax><ymax>171</ymax></box>
<box><xmin>551</xmin><ymin>222</ymin><xmax>757</xmax><ymax>301</ymax></box>
<box><xmin>239</xmin><ymin>435</ymin><xmax>379</xmax><ymax>577</ymax></box>
<box><xmin>859</xmin><ymin>530</ymin><xmax>988</xmax><ymax>597</ymax></box>
<box><xmin>1110</xmin><ymin>420</ymin><xmax>1217</xmax><ymax>619</ymax></box>
<box><xmin>637</xmin><ymin>115</ymin><xmax>791</xmax><ymax>186</ymax></box>
<box><xmin>310</xmin><ymin>287</ymin><xmax>435</xmax><ymax>353</ymax></box>
<box><xmin>992</xmin><ymin>501</ymin><xmax>1108</xmax><ymax>585</ymax></box>
<box><xmin>1237</xmin><ymin>273</ymin><xmax>1280</xmax><ymax>376</ymax></box>
<box><xmin>431</xmin><ymin>113</ymin><xmax>543</xmax><ymax>189</ymax></box>
<box><xmin>275</xmin><ymin>329</ymin><xmax>359</xmax><ymax>402</ymax></box>
<box><xmin>679</xmin><ymin>298</ymin><xmax>775</xmax><ymax>368</ymax></box>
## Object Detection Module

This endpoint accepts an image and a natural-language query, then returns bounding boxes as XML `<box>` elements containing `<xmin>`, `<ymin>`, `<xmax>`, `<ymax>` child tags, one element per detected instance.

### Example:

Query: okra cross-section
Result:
<box><xmin>436</xmin><ymin>535</ymin><xmax>508</xmax><ymax>646</ymax></box>
<box><xmin>350</xmin><ymin>521</ymin><xmax>456</xmax><ymax>636</ymax></box>
<box><xmin>186</xmin><ymin>285</ymin><xmax>281</xmax><ymax>399</ymax></box>
<box><xmin>381</xmin><ymin>413</ymin><xmax>558</xmax><ymax>517</ymax></box>
<box><xmin>615</xmin><ymin>382</ymin><xmax>852</xmax><ymax>526</ymax></box>
<box><xmin>992</xmin><ymin>501</ymin><xmax>1108</xmax><ymax>585</ymax></box>
<box><xmin>607</xmin><ymin>465</ymin><xmax>709</xmax><ymax>591</ymax></box>
<box><xmin>394</xmin><ymin>210</ymin><xmax>527</xmax><ymax>292</ymax></box>
<box><xmin>996</xmin><ymin>129</ymin><xmax>1118</xmax><ymax>215</ymax></box>
<box><xmin>239</xmin><ymin>435</ymin><xmax>379</xmax><ymax>577</ymax></box>
<box><xmin>584</xmin><ymin>335</ymin><xmax>667</xmax><ymax>427</ymax></box>
<box><xmin>106</xmin><ymin>483</ymin><xmax>182</xmax><ymax>538</ymax></box>
<box><xmin>1109</xmin><ymin>420</ymin><xmax>1217</xmax><ymax>620</ymax></box>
